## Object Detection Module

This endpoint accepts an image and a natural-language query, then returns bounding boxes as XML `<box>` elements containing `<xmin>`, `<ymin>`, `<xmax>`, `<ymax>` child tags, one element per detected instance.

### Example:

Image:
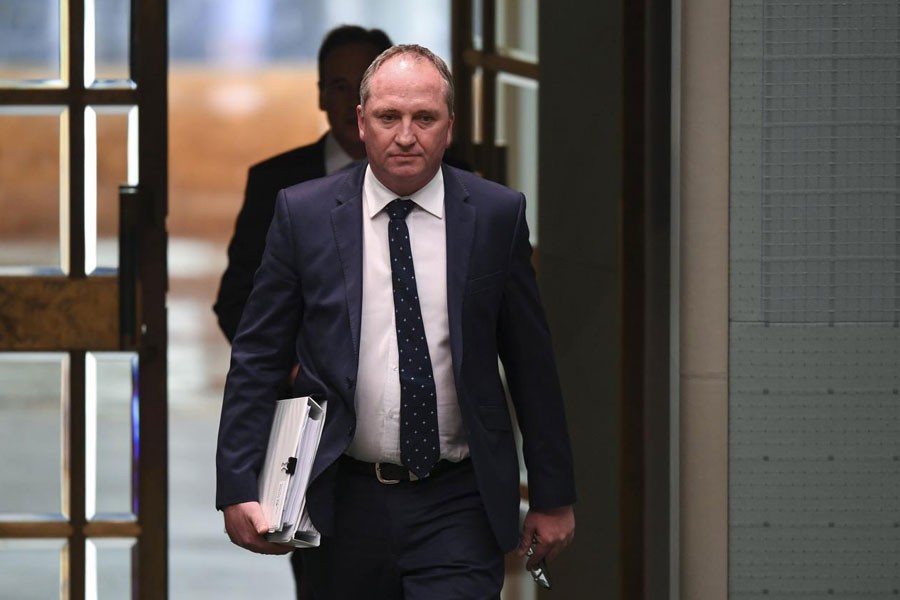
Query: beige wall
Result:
<box><xmin>678</xmin><ymin>0</ymin><xmax>730</xmax><ymax>598</ymax></box>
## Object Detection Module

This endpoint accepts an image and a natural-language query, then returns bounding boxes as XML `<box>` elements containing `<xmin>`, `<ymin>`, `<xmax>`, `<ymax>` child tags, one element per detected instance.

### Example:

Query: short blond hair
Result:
<box><xmin>359</xmin><ymin>44</ymin><xmax>454</xmax><ymax>114</ymax></box>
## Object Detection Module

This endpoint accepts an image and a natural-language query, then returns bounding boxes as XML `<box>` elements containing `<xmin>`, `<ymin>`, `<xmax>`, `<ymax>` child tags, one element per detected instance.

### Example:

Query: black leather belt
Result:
<box><xmin>341</xmin><ymin>455</ymin><xmax>470</xmax><ymax>484</ymax></box>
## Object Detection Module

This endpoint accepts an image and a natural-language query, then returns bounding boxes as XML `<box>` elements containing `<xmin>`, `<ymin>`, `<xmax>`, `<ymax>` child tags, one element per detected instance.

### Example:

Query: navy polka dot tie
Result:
<box><xmin>386</xmin><ymin>199</ymin><xmax>440</xmax><ymax>478</ymax></box>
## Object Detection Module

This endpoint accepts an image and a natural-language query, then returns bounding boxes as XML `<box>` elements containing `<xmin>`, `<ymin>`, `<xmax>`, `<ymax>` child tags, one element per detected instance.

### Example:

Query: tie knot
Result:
<box><xmin>386</xmin><ymin>199</ymin><xmax>415</xmax><ymax>221</ymax></box>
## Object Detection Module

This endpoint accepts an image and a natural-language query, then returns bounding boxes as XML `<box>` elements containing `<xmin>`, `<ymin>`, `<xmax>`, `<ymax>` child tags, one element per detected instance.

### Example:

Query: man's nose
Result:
<box><xmin>395</xmin><ymin>120</ymin><xmax>415</xmax><ymax>146</ymax></box>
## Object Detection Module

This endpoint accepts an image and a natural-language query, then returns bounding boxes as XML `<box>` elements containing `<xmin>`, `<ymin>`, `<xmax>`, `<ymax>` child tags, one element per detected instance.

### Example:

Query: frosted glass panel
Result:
<box><xmin>472</xmin><ymin>0</ymin><xmax>484</xmax><ymax>50</ymax></box>
<box><xmin>87</xmin><ymin>353</ymin><xmax>137</xmax><ymax>518</ymax></box>
<box><xmin>0</xmin><ymin>539</ymin><xmax>65</xmax><ymax>600</ymax></box>
<box><xmin>86</xmin><ymin>106</ymin><xmax>138</xmax><ymax>274</ymax></box>
<box><xmin>496</xmin><ymin>75</ymin><xmax>538</xmax><ymax>245</ymax></box>
<box><xmin>91</xmin><ymin>0</ymin><xmax>131</xmax><ymax>85</ymax></box>
<box><xmin>0</xmin><ymin>353</ymin><xmax>66</xmax><ymax>517</ymax></box>
<box><xmin>0</xmin><ymin>0</ymin><xmax>61</xmax><ymax>85</ymax></box>
<box><xmin>87</xmin><ymin>538</ymin><xmax>135</xmax><ymax>599</ymax></box>
<box><xmin>496</xmin><ymin>0</ymin><xmax>537</xmax><ymax>62</ymax></box>
<box><xmin>0</xmin><ymin>108</ymin><xmax>66</xmax><ymax>274</ymax></box>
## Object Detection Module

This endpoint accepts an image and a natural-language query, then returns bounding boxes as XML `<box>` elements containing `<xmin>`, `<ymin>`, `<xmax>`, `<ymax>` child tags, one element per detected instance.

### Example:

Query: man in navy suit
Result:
<box><xmin>214</xmin><ymin>25</ymin><xmax>392</xmax><ymax>342</ymax></box>
<box><xmin>213</xmin><ymin>25</ymin><xmax>391</xmax><ymax>598</ymax></box>
<box><xmin>217</xmin><ymin>44</ymin><xmax>575</xmax><ymax>598</ymax></box>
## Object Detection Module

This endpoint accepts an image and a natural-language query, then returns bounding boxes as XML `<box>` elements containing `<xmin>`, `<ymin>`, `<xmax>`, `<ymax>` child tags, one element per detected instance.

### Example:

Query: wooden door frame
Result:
<box><xmin>132</xmin><ymin>0</ymin><xmax>169</xmax><ymax>597</ymax></box>
<box><xmin>0</xmin><ymin>1</ymin><xmax>168</xmax><ymax>598</ymax></box>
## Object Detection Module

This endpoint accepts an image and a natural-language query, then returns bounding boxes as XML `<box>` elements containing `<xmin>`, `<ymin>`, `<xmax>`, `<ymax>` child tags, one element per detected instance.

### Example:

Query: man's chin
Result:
<box><xmin>385</xmin><ymin>164</ymin><xmax>423</xmax><ymax>179</ymax></box>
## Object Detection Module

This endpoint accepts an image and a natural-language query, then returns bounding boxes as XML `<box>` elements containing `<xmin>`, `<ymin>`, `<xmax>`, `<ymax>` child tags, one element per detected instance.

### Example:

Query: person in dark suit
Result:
<box><xmin>214</xmin><ymin>25</ymin><xmax>393</xmax><ymax>342</ymax></box>
<box><xmin>216</xmin><ymin>45</ymin><xmax>575</xmax><ymax>598</ymax></box>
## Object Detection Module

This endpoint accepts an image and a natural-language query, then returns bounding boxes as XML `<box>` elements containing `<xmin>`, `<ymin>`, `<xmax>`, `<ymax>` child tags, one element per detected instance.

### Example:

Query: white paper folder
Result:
<box><xmin>257</xmin><ymin>395</ymin><xmax>326</xmax><ymax>548</ymax></box>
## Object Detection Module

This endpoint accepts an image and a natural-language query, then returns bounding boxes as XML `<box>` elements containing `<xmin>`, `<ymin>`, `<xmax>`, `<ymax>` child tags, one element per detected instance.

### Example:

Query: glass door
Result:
<box><xmin>0</xmin><ymin>1</ymin><xmax>168</xmax><ymax>598</ymax></box>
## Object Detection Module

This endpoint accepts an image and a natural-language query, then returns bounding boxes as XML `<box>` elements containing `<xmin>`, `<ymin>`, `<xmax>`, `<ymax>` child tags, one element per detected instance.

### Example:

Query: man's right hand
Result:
<box><xmin>223</xmin><ymin>501</ymin><xmax>293</xmax><ymax>555</ymax></box>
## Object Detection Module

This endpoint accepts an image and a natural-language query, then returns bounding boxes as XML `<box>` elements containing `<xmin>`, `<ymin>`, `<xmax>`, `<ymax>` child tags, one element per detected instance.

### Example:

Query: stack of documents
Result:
<box><xmin>258</xmin><ymin>395</ymin><xmax>326</xmax><ymax>548</ymax></box>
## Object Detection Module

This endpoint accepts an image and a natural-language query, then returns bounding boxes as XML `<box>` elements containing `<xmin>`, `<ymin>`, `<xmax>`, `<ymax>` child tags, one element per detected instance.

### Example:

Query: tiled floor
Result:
<box><xmin>168</xmin><ymin>237</ymin><xmax>294</xmax><ymax>598</ymax></box>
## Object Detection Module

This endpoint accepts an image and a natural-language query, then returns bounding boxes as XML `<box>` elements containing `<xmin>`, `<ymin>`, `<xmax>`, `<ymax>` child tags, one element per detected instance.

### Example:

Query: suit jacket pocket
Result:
<box><xmin>479</xmin><ymin>405</ymin><xmax>512</xmax><ymax>431</ymax></box>
<box><xmin>466</xmin><ymin>270</ymin><xmax>504</xmax><ymax>295</ymax></box>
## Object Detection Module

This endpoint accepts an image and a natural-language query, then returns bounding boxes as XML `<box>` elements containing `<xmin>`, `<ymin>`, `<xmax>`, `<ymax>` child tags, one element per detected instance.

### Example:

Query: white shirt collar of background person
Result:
<box><xmin>323</xmin><ymin>130</ymin><xmax>358</xmax><ymax>175</ymax></box>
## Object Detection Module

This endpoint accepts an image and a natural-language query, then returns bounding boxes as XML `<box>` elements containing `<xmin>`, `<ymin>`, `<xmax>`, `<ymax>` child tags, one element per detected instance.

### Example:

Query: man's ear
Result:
<box><xmin>357</xmin><ymin>105</ymin><xmax>366</xmax><ymax>142</ymax></box>
<box><xmin>445</xmin><ymin>113</ymin><xmax>455</xmax><ymax>147</ymax></box>
<box><xmin>318</xmin><ymin>82</ymin><xmax>326</xmax><ymax>112</ymax></box>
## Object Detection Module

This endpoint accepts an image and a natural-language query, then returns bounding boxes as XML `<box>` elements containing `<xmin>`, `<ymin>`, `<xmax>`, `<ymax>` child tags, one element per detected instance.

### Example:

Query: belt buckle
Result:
<box><xmin>374</xmin><ymin>462</ymin><xmax>419</xmax><ymax>484</ymax></box>
<box><xmin>375</xmin><ymin>462</ymin><xmax>400</xmax><ymax>484</ymax></box>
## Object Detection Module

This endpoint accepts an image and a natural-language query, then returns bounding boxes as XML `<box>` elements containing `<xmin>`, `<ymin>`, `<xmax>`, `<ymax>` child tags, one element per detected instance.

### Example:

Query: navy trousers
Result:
<box><xmin>303</xmin><ymin>457</ymin><xmax>505</xmax><ymax>599</ymax></box>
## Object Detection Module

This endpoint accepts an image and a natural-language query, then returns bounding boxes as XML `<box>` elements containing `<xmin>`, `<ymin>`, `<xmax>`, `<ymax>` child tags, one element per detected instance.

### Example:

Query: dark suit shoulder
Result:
<box><xmin>247</xmin><ymin>136</ymin><xmax>327</xmax><ymax>183</ymax></box>
<box><xmin>280</xmin><ymin>162</ymin><xmax>363</xmax><ymax>211</ymax></box>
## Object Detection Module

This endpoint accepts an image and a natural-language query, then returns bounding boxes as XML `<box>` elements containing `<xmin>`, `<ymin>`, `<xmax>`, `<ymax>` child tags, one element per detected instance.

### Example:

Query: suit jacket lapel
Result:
<box><xmin>443</xmin><ymin>165</ymin><xmax>475</xmax><ymax>378</ymax></box>
<box><xmin>331</xmin><ymin>165</ymin><xmax>366</xmax><ymax>365</ymax></box>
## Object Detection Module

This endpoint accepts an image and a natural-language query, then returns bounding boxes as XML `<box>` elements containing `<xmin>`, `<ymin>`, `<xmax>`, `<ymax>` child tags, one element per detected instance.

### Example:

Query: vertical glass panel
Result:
<box><xmin>0</xmin><ymin>0</ymin><xmax>62</xmax><ymax>86</ymax></box>
<box><xmin>496</xmin><ymin>75</ymin><xmax>539</xmax><ymax>245</ymax></box>
<box><xmin>496</xmin><ymin>0</ymin><xmax>538</xmax><ymax>62</ymax></box>
<box><xmin>86</xmin><ymin>352</ymin><xmax>137</xmax><ymax>518</ymax></box>
<box><xmin>0</xmin><ymin>353</ymin><xmax>66</xmax><ymax>517</ymax></box>
<box><xmin>86</xmin><ymin>538</ymin><xmax>135</xmax><ymax>599</ymax></box>
<box><xmin>472</xmin><ymin>0</ymin><xmax>484</xmax><ymax>50</ymax></box>
<box><xmin>0</xmin><ymin>107</ymin><xmax>67</xmax><ymax>274</ymax></box>
<box><xmin>89</xmin><ymin>0</ymin><xmax>132</xmax><ymax>86</ymax></box>
<box><xmin>0</xmin><ymin>539</ymin><xmax>65</xmax><ymax>599</ymax></box>
<box><xmin>85</xmin><ymin>106</ymin><xmax>138</xmax><ymax>274</ymax></box>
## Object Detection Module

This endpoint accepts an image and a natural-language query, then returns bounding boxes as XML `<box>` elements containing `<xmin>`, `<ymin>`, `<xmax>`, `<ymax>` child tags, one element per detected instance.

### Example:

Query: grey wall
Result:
<box><xmin>729</xmin><ymin>1</ymin><xmax>900</xmax><ymax>597</ymax></box>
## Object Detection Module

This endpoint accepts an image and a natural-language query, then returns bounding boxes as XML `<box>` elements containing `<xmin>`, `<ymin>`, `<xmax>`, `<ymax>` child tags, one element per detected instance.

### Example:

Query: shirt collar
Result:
<box><xmin>323</xmin><ymin>131</ymin><xmax>357</xmax><ymax>175</ymax></box>
<box><xmin>364</xmin><ymin>167</ymin><xmax>445</xmax><ymax>220</ymax></box>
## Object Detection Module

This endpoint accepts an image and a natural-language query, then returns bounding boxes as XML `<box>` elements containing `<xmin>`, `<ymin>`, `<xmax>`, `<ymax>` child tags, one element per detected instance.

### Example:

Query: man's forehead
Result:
<box><xmin>380</xmin><ymin>53</ymin><xmax>428</xmax><ymax>72</ymax></box>
<box><xmin>371</xmin><ymin>57</ymin><xmax>441</xmax><ymax>89</ymax></box>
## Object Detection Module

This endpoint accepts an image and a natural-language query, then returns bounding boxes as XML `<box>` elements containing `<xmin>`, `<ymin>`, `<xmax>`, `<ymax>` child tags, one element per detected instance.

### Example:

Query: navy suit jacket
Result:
<box><xmin>216</xmin><ymin>163</ymin><xmax>575</xmax><ymax>551</ymax></box>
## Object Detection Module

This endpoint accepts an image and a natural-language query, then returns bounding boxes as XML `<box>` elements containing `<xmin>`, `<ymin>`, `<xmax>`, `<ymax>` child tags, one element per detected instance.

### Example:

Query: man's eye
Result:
<box><xmin>380</xmin><ymin>114</ymin><xmax>397</xmax><ymax>123</ymax></box>
<box><xmin>418</xmin><ymin>115</ymin><xmax>435</xmax><ymax>124</ymax></box>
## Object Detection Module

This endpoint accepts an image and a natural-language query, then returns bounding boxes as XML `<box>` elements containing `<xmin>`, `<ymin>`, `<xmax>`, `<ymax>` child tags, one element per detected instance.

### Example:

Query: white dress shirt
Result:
<box><xmin>347</xmin><ymin>166</ymin><xmax>469</xmax><ymax>464</ymax></box>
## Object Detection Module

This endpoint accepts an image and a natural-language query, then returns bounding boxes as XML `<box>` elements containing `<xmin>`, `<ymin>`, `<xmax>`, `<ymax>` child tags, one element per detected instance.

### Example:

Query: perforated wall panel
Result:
<box><xmin>730</xmin><ymin>0</ymin><xmax>900</xmax><ymax>597</ymax></box>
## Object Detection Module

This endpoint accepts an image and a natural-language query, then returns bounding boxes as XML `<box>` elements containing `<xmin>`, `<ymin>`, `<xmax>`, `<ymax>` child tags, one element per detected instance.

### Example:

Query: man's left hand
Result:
<box><xmin>517</xmin><ymin>505</ymin><xmax>575</xmax><ymax>570</ymax></box>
